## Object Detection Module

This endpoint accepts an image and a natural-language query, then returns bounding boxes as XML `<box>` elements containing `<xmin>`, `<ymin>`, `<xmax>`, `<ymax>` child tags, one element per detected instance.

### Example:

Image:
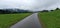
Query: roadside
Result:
<box><xmin>38</xmin><ymin>10</ymin><xmax>59</xmax><ymax>28</ymax></box>
<box><xmin>38</xmin><ymin>13</ymin><xmax>46</xmax><ymax>28</ymax></box>
<box><xmin>0</xmin><ymin>13</ymin><xmax>31</xmax><ymax>28</ymax></box>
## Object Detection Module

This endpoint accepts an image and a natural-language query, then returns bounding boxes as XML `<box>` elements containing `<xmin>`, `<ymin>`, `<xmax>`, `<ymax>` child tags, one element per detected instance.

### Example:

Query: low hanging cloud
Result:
<box><xmin>0</xmin><ymin>0</ymin><xmax>59</xmax><ymax>11</ymax></box>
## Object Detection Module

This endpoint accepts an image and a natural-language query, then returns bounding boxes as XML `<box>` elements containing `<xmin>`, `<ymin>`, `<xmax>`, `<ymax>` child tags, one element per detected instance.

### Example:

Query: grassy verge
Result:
<box><xmin>0</xmin><ymin>13</ymin><xmax>31</xmax><ymax>28</ymax></box>
<box><xmin>38</xmin><ymin>10</ymin><xmax>60</xmax><ymax>28</ymax></box>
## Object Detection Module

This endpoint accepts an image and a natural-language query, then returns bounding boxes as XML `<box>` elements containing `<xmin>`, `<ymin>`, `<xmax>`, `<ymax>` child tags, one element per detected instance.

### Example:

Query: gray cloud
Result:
<box><xmin>0</xmin><ymin>0</ymin><xmax>59</xmax><ymax>11</ymax></box>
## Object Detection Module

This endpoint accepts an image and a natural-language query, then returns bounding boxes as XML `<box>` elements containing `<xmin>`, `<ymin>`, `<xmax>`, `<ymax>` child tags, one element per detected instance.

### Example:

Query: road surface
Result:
<box><xmin>10</xmin><ymin>13</ymin><xmax>42</xmax><ymax>28</ymax></box>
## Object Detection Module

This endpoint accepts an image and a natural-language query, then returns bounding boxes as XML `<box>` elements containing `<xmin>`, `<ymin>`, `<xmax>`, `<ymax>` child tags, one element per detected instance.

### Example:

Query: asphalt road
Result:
<box><xmin>10</xmin><ymin>13</ymin><xmax>42</xmax><ymax>28</ymax></box>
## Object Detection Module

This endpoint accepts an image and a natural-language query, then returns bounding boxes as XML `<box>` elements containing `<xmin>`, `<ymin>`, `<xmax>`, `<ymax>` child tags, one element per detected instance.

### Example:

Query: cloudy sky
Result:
<box><xmin>0</xmin><ymin>0</ymin><xmax>59</xmax><ymax>11</ymax></box>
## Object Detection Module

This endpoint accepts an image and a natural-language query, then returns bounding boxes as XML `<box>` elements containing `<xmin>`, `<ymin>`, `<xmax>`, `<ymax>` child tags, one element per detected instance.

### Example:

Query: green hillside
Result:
<box><xmin>38</xmin><ymin>10</ymin><xmax>60</xmax><ymax>28</ymax></box>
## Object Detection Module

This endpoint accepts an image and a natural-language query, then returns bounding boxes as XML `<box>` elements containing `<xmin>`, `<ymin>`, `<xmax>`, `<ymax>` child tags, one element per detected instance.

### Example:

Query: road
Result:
<box><xmin>10</xmin><ymin>13</ymin><xmax>42</xmax><ymax>28</ymax></box>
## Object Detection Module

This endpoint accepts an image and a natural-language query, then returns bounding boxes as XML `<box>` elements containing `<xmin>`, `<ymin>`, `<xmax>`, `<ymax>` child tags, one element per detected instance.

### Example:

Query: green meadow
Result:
<box><xmin>38</xmin><ymin>10</ymin><xmax>60</xmax><ymax>28</ymax></box>
<box><xmin>0</xmin><ymin>13</ymin><xmax>31</xmax><ymax>28</ymax></box>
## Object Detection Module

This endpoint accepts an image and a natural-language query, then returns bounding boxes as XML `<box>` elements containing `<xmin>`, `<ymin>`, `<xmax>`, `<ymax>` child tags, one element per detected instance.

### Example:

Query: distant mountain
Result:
<box><xmin>0</xmin><ymin>8</ymin><xmax>33</xmax><ymax>14</ymax></box>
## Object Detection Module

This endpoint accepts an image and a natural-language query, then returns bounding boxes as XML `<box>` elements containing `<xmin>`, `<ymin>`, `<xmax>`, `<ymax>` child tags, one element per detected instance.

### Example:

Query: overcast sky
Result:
<box><xmin>0</xmin><ymin>0</ymin><xmax>59</xmax><ymax>11</ymax></box>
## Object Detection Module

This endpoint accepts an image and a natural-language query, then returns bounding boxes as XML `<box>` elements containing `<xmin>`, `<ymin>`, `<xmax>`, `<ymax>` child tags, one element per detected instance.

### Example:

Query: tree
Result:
<box><xmin>50</xmin><ymin>10</ymin><xmax>54</xmax><ymax>11</ymax></box>
<box><xmin>55</xmin><ymin>8</ymin><xmax>60</xmax><ymax>10</ymax></box>
<box><xmin>41</xmin><ymin>10</ymin><xmax>49</xmax><ymax>12</ymax></box>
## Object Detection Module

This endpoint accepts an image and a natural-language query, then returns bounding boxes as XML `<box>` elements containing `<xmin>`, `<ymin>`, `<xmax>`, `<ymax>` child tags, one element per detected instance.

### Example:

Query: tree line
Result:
<box><xmin>40</xmin><ymin>8</ymin><xmax>60</xmax><ymax>12</ymax></box>
<box><xmin>0</xmin><ymin>9</ymin><xmax>32</xmax><ymax>14</ymax></box>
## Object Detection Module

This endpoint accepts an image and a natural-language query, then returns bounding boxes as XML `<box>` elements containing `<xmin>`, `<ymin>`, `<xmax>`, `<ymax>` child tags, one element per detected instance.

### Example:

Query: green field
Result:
<box><xmin>0</xmin><ymin>13</ymin><xmax>31</xmax><ymax>28</ymax></box>
<box><xmin>38</xmin><ymin>10</ymin><xmax>60</xmax><ymax>28</ymax></box>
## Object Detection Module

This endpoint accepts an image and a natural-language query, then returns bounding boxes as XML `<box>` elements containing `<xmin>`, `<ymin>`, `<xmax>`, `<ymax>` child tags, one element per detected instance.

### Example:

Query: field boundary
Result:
<box><xmin>10</xmin><ymin>13</ymin><xmax>33</xmax><ymax>28</ymax></box>
<box><xmin>38</xmin><ymin>13</ymin><xmax>46</xmax><ymax>28</ymax></box>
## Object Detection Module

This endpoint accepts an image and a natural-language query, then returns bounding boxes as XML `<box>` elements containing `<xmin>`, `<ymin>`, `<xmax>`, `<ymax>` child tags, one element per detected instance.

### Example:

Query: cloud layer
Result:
<box><xmin>0</xmin><ymin>0</ymin><xmax>59</xmax><ymax>11</ymax></box>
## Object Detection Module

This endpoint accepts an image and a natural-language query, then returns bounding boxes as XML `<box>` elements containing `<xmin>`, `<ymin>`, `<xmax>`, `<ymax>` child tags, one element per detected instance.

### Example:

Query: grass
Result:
<box><xmin>38</xmin><ymin>10</ymin><xmax>60</xmax><ymax>28</ymax></box>
<box><xmin>0</xmin><ymin>13</ymin><xmax>31</xmax><ymax>28</ymax></box>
